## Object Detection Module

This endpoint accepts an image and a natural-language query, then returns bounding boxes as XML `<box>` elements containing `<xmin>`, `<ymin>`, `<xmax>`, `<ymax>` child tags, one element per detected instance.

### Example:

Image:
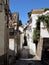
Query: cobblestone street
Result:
<box><xmin>11</xmin><ymin>60</ymin><xmax>43</xmax><ymax>65</ymax></box>
<box><xmin>9</xmin><ymin>46</ymin><xmax>47</xmax><ymax>65</ymax></box>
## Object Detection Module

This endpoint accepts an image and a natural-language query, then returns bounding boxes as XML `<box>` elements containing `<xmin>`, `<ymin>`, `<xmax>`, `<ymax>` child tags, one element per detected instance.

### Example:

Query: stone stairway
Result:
<box><xmin>20</xmin><ymin>46</ymin><xmax>35</xmax><ymax>60</ymax></box>
<box><xmin>20</xmin><ymin>46</ymin><xmax>29</xmax><ymax>59</ymax></box>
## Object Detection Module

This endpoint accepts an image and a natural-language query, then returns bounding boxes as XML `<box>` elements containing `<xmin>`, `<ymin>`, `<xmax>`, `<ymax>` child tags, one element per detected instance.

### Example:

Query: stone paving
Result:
<box><xmin>14</xmin><ymin>60</ymin><xmax>43</xmax><ymax>65</ymax></box>
<box><xmin>9</xmin><ymin>46</ymin><xmax>49</xmax><ymax>65</ymax></box>
<box><xmin>11</xmin><ymin>47</ymin><xmax>43</xmax><ymax>65</ymax></box>
<box><xmin>20</xmin><ymin>46</ymin><xmax>39</xmax><ymax>60</ymax></box>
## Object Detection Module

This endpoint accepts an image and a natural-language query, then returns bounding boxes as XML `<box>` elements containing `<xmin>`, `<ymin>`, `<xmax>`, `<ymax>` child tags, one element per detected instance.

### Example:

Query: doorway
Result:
<box><xmin>23</xmin><ymin>35</ymin><xmax>27</xmax><ymax>46</ymax></box>
<box><xmin>42</xmin><ymin>38</ymin><xmax>49</xmax><ymax>60</ymax></box>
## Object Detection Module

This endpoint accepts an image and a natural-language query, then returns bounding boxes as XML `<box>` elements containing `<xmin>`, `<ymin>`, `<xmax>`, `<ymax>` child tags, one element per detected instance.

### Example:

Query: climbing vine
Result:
<box><xmin>42</xmin><ymin>8</ymin><xmax>49</xmax><ymax>12</ymax></box>
<box><xmin>33</xmin><ymin>15</ymin><xmax>49</xmax><ymax>42</ymax></box>
<box><xmin>39</xmin><ymin>15</ymin><xmax>49</xmax><ymax>31</ymax></box>
<box><xmin>33</xmin><ymin>17</ymin><xmax>40</xmax><ymax>42</ymax></box>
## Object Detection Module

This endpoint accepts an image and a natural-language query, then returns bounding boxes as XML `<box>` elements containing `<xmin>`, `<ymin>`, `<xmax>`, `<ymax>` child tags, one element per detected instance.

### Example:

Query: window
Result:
<box><xmin>0</xmin><ymin>0</ymin><xmax>2</xmax><ymax>12</ymax></box>
<box><xmin>9</xmin><ymin>28</ymin><xmax>14</xmax><ymax>36</ymax></box>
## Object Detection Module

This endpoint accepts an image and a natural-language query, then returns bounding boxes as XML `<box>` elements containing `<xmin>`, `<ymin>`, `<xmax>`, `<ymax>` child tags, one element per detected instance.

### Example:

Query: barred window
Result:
<box><xmin>9</xmin><ymin>28</ymin><xmax>14</xmax><ymax>36</ymax></box>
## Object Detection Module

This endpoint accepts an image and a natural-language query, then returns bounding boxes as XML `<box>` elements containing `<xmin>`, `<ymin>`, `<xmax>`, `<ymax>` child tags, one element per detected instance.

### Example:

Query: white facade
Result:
<box><xmin>26</xmin><ymin>14</ymin><xmax>40</xmax><ymax>55</ymax></box>
<box><xmin>9</xmin><ymin>39</ymin><xmax>14</xmax><ymax>50</ymax></box>
<box><xmin>31</xmin><ymin>10</ymin><xmax>49</xmax><ymax>39</ymax></box>
<box><xmin>40</xmin><ymin>22</ymin><xmax>49</xmax><ymax>38</ymax></box>
<box><xmin>13</xmin><ymin>10</ymin><xmax>49</xmax><ymax>56</ymax></box>
<box><xmin>19</xmin><ymin>26</ymin><xmax>24</xmax><ymax>50</ymax></box>
<box><xmin>25</xmin><ymin>23</ymin><xmax>36</xmax><ymax>55</ymax></box>
<box><xmin>26</xmin><ymin>10</ymin><xmax>49</xmax><ymax>55</ymax></box>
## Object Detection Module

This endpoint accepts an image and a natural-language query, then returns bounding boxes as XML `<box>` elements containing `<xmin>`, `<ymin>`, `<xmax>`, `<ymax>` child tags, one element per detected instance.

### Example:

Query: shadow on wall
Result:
<box><xmin>23</xmin><ymin>35</ymin><xmax>27</xmax><ymax>46</ymax></box>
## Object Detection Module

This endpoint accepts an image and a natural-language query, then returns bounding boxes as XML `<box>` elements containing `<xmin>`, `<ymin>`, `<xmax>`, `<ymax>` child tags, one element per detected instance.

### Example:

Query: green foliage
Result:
<box><xmin>42</xmin><ymin>8</ymin><xmax>49</xmax><ymax>12</ymax></box>
<box><xmin>44</xmin><ymin>8</ymin><xmax>49</xmax><ymax>12</ymax></box>
<box><xmin>36</xmin><ymin>19</ymin><xmax>40</xmax><ymax>29</ymax></box>
<box><xmin>19</xmin><ymin>20</ymin><xmax>22</xmax><ymax>26</ymax></box>
<box><xmin>33</xmin><ymin>29</ymin><xmax>40</xmax><ymax>41</ymax></box>
<box><xmin>40</xmin><ymin>15</ymin><xmax>49</xmax><ymax>30</ymax></box>
<box><xmin>33</xmin><ymin>21</ymin><xmax>40</xmax><ymax>42</ymax></box>
<box><xmin>28</xmin><ymin>11</ymin><xmax>32</xmax><ymax>18</ymax></box>
<box><xmin>33</xmin><ymin>15</ymin><xmax>49</xmax><ymax>42</ymax></box>
<box><xmin>37</xmin><ymin>15</ymin><xmax>49</xmax><ymax>30</ymax></box>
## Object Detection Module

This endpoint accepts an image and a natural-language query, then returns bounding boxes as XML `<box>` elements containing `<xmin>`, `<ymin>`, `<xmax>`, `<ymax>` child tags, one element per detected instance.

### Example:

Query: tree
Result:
<box><xmin>42</xmin><ymin>8</ymin><xmax>49</xmax><ymax>12</ymax></box>
<box><xmin>19</xmin><ymin>20</ymin><xmax>22</xmax><ymax>26</ymax></box>
<box><xmin>33</xmin><ymin>18</ymin><xmax>40</xmax><ymax>42</ymax></box>
<box><xmin>28</xmin><ymin>11</ymin><xmax>32</xmax><ymax>18</ymax></box>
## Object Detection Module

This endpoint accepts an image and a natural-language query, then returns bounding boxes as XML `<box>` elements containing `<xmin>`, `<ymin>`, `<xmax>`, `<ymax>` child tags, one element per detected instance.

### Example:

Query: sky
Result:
<box><xmin>10</xmin><ymin>0</ymin><xmax>49</xmax><ymax>24</ymax></box>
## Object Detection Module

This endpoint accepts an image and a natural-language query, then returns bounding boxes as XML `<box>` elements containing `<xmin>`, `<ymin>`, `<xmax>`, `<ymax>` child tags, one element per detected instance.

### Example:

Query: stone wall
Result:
<box><xmin>14</xmin><ymin>31</ymin><xmax>20</xmax><ymax>55</ymax></box>
<box><xmin>0</xmin><ymin>11</ymin><xmax>7</xmax><ymax>56</ymax></box>
<box><xmin>36</xmin><ymin>38</ymin><xmax>43</xmax><ymax>60</ymax></box>
<box><xmin>0</xmin><ymin>1</ymin><xmax>9</xmax><ymax>64</ymax></box>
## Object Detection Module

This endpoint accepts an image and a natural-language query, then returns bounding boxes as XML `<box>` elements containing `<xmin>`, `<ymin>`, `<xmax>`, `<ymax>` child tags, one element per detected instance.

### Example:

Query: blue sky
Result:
<box><xmin>10</xmin><ymin>0</ymin><xmax>49</xmax><ymax>24</ymax></box>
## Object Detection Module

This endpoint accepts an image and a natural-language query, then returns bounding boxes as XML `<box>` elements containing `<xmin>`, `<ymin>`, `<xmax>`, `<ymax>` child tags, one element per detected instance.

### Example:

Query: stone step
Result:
<box><xmin>23</xmin><ymin>46</ymin><xmax>29</xmax><ymax>49</ymax></box>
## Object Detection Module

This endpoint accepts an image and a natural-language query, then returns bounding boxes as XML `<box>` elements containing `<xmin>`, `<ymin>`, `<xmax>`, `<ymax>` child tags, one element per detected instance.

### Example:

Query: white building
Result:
<box><xmin>25</xmin><ymin>9</ymin><xmax>49</xmax><ymax>60</ymax></box>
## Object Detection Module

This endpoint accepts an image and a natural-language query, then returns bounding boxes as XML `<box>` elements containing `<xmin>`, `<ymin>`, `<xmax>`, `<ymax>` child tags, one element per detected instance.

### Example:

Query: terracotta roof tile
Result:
<box><xmin>32</xmin><ymin>10</ymin><xmax>44</xmax><ymax>14</ymax></box>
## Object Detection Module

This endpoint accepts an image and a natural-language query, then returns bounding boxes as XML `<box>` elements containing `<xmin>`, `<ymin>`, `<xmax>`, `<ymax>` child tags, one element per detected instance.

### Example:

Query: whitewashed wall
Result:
<box><xmin>27</xmin><ymin>14</ymin><xmax>42</xmax><ymax>55</ymax></box>
<box><xmin>26</xmin><ymin>15</ymin><xmax>37</xmax><ymax>55</ymax></box>
<box><xmin>31</xmin><ymin>14</ymin><xmax>39</xmax><ymax>28</ymax></box>
<box><xmin>19</xmin><ymin>26</ymin><xmax>24</xmax><ymax>50</ymax></box>
<box><xmin>40</xmin><ymin>22</ymin><xmax>49</xmax><ymax>38</ymax></box>
<box><xmin>31</xmin><ymin>11</ymin><xmax>49</xmax><ymax>38</ymax></box>
<box><xmin>9</xmin><ymin>39</ymin><xmax>14</xmax><ymax>50</ymax></box>
<box><xmin>20</xmin><ymin>33</ymin><xmax>24</xmax><ymax>50</ymax></box>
